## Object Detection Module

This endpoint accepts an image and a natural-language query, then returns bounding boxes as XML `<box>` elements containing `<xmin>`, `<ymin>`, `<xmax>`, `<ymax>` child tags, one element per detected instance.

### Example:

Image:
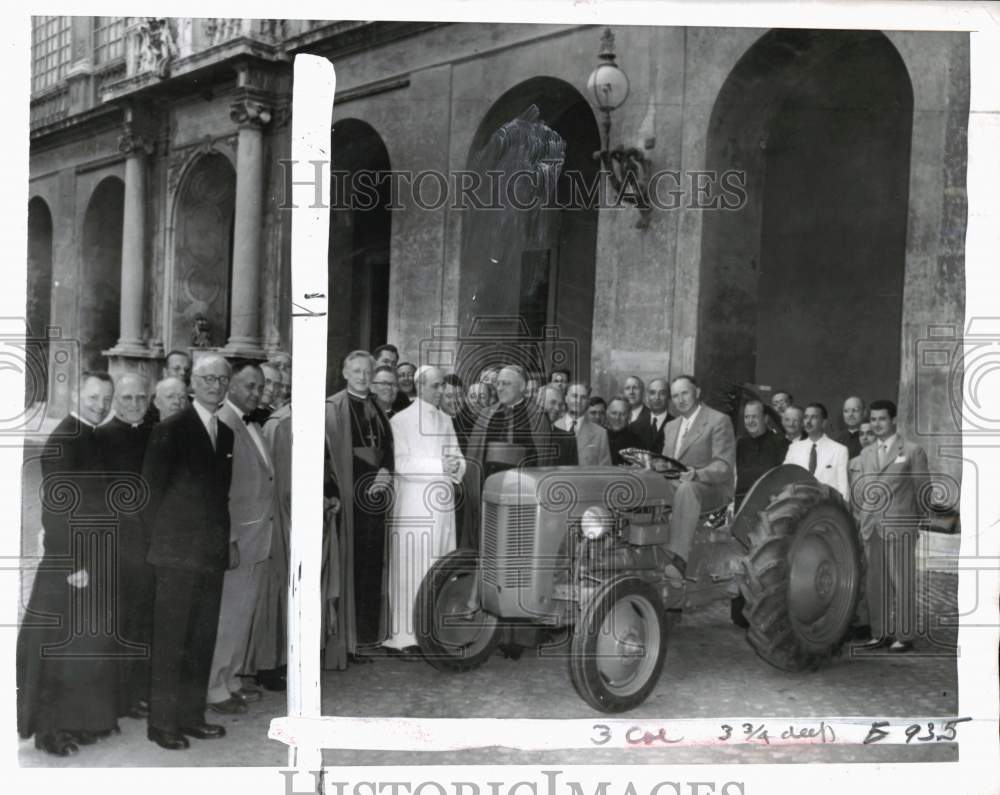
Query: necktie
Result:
<box><xmin>674</xmin><ymin>419</ymin><xmax>687</xmax><ymax>458</ymax></box>
<box><xmin>570</xmin><ymin>418</ymin><xmax>577</xmax><ymax>433</ymax></box>
<box><xmin>651</xmin><ymin>415</ymin><xmax>658</xmax><ymax>432</ymax></box>
<box><xmin>878</xmin><ymin>443</ymin><xmax>888</xmax><ymax>468</ymax></box>
<box><xmin>808</xmin><ymin>442</ymin><xmax>817</xmax><ymax>474</ymax></box>
<box><xmin>209</xmin><ymin>414</ymin><xmax>218</xmax><ymax>451</ymax></box>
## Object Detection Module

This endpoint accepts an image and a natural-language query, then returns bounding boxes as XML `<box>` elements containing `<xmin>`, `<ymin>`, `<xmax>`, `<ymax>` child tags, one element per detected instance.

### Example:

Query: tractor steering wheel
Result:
<box><xmin>618</xmin><ymin>447</ymin><xmax>689</xmax><ymax>478</ymax></box>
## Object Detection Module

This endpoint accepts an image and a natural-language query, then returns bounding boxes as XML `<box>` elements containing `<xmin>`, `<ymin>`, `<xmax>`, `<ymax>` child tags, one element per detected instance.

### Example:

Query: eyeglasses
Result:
<box><xmin>371</xmin><ymin>381</ymin><xmax>396</xmax><ymax>387</ymax></box>
<box><xmin>195</xmin><ymin>374</ymin><xmax>230</xmax><ymax>386</ymax></box>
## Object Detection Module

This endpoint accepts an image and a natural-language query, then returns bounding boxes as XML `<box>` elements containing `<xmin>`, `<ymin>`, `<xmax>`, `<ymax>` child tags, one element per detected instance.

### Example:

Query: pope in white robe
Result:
<box><xmin>384</xmin><ymin>366</ymin><xmax>466</xmax><ymax>651</ymax></box>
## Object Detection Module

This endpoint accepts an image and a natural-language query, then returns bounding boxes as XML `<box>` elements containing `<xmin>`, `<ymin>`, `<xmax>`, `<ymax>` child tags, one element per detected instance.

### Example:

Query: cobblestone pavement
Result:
<box><xmin>17</xmin><ymin>451</ymin><xmax>961</xmax><ymax>767</ymax></box>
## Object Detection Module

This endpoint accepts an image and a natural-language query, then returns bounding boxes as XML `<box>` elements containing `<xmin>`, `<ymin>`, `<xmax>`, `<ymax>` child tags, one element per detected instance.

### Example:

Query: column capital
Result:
<box><xmin>230</xmin><ymin>97</ymin><xmax>273</xmax><ymax>129</ymax></box>
<box><xmin>118</xmin><ymin>125</ymin><xmax>155</xmax><ymax>157</ymax></box>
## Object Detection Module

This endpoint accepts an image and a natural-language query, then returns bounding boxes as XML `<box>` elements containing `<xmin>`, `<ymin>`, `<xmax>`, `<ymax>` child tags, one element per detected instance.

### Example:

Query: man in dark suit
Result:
<box><xmin>142</xmin><ymin>354</ymin><xmax>234</xmax><ymax>750</ymax></box>
<box><xmin>654</xmin><ymin>375</ymin><xmax>736</xmax><ymax>581</ymax></box>
<box><xmin>207</xmin><ymin>361</ymin><xmax>274</xmax><ymax>714</ymax></box>
<box><xmin>606</xmin><ymin>397</ymin><xmax>641</xmax><ymax>465</ymax></box>
<box><xmin>622</xmin><ymin>375</ymin><xmax>650</xmax><ymax>427</ymax></box>
<box><xmin>18</xmin><ymin>371</ymin><xmax>118</xmax><ymax>757</ymax></box>
<box><xmin>735</xmin><ymin>399</ymin><xmax>788</xmax><ymax>506</ymax></box>
<box><xmin>853</xmin><ymin>399</ymin><xmax>929</xmax><ymax>654</ymax></box>
<box><xmin>96</xmin><ymin>373</ymin><xmax>155</xmax><ymax>721</ymax></box>
<box><xmin>835</xmin><ymin>396</ymin><xmax>866</xmax><ymax>459</ymax></box>
<box><xmin>630</xmin><ymin>377</ymin><xmax>671</xmax><ymax>452</ymax></box>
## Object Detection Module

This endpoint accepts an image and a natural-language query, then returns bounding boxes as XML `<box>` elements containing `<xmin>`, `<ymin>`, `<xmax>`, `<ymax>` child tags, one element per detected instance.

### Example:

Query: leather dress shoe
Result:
<box><xmin>889</xmin><ymin>640</ymin><xmax>914</xmax><ymax>653</ymax></box>
<box><xmin>856</xmin><ymin>636</ymin><xmax>893</xmax><ymax>650</ymax></box>
<box><xmin>178</xmin><ymin>722</ymin><xmax>226</xmax><ymax>740</ymax></box>
<box><xmin>35</xmin><ymin>731</ymin><xmax>79</xmax><ymax>757</ymax></box>
<box><xmin>147</xmin><ymin>726</ymin><xmax>189</xmax><ymax>750</ymax></box>
<box><xmin>66</xmin><ymin>728</ymin><xmax>114</xmax><ymax>745</ymax></box>
<box><xmin>255</xmin><ymin>667</ymin><xmax>287</xmax><ymax>691</ymax></box>
<box><xmin>209</xmin><ymin>696</ymin><xmax>247</xmax><ymax>715</ymax></box>
<box><xmin>233</xmin><ymin>687</ymin><xmax>262</xmax><ymax>703</ymax></box>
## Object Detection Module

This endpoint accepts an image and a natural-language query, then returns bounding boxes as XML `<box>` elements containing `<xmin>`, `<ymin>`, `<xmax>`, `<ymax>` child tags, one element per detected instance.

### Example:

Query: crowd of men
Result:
<box><xmin>18</xmin><ymin>350</ymin><xmax>293</xmax><ymax>755</ymax></box>
<box><xmin>17</xmin><ymin>341</ymin><xmax>930</xmax><ymax>757</ymax></box>
<box><xmin>323</xmin><ymin>345</ymin><xmax>931</xmax><ymax>670</ymax></box>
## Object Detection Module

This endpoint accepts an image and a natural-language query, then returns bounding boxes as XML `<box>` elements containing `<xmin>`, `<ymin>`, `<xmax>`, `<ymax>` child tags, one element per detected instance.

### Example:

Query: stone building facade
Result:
<box><xmin>27</xmin><ymin>18</ymin><xmax>967</xmax><ymax>490</ymax></box>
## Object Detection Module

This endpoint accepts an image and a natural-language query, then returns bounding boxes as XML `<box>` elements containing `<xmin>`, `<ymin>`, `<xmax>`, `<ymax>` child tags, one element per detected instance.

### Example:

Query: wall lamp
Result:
<box><xmin>587</xmin><ymin>27</ymin><xmax>653</xmax><ymax>229</ymax></box>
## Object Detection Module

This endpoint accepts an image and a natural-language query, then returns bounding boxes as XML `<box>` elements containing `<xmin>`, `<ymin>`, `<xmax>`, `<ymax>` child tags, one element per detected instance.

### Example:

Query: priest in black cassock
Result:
<box><xmin>324</xmin><ymin>351</ymin><xmax>394</xmax><ymax>667</ymax></box>
<box><xmin>17</xmin><ymin>371</ymin><xmax>118</xmax><ymax>757</ymax></box>
<box><xmin>95</xmin><ymin>372</ymin><xmax>154</xmax><ymax>721</ymax></box>
<box><xmin>464</xmin><ymin>365</ymin><xmax>554</xmax><ymax>550</ymax></box>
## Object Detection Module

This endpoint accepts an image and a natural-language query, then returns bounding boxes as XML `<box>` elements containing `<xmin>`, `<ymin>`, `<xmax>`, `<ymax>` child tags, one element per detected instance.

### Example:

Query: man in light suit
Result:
<box><xmin>143</xmin><ymin>354</ymin><xmax>233</xmax><ymax>750</ymax></box>
<box><xmin>653</xmin><ymin>376</ymin><xmax>736</xmax><ymax>581</ymax></box>
<box><xmin>783</xmin><ymin>403</ymin><xmax>849</xmax><ymax>499</ymax></box>
<box><xmin>556</xmin><ymin>383</ymin><xmax>612</xmax><ymax>467</ymax></box>
<box><xmin>206</xmin><ymin>361</ymin><xmax>274</xmax><ymax>714</ymax></box>
<box><xmin>853</xmin><ymin>399</ymin><xmax>929</xmax><ymax>654</ymax></box>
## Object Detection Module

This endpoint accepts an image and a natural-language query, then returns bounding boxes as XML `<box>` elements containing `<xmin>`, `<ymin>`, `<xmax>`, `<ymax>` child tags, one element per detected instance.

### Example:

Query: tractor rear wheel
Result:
<box><xmin>740</xmin><ymin>482</ymin><xmax>861</xmax><ymax>671</ymax></box>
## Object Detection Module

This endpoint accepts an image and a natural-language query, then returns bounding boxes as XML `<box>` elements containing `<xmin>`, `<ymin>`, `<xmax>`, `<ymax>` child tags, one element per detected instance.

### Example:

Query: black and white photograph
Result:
<box><xmin>3</xmin><ymin>2</ymin><xmax>998</xmax><ymax>793</ymax></box>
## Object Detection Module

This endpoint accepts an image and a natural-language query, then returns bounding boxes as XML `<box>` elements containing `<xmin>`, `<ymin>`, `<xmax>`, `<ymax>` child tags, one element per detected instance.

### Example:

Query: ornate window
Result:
<box><xmin>93</xmin><ymin>17</ymin><xmax>126</xmax><ymax>66</ymax></box>
<box><xmin>30</xmin><ymin>16</ymin><xmax>71</xmax><ymax>94</ymax></box>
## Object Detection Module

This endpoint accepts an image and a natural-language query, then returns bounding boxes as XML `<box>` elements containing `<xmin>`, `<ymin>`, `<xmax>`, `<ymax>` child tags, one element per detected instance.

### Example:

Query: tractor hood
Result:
<box><xmin>483</xmin><ymin>465</ymin><xmax>673</xmax><ymax>510</ymax></box>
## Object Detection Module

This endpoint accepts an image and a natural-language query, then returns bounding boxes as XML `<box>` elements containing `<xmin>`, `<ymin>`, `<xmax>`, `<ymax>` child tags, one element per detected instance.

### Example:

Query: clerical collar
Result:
<box><xmin>70</xmin><ymin>411</ymin><xmax>96</xmax><ymax>429</ymax></box>
<box><xmin>347</xmin><ymin>389</ymin><xmax>370</xmax><ymax>400</ymax></box>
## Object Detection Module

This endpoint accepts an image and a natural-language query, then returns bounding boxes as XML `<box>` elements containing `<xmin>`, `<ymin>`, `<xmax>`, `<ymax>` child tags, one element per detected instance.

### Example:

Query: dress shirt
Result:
<box><xmin>876</xmin><ymin>433</ymin><xmax>898</xmax><ymax>467</ymax></box>
<box><xmin>650</xmin><ymin>411</ymin><xmax>670</xmax><ymax>433</ymax></box>
<box><xmin>192</xmin><ymin>399</ymin><xmax>219</xmax><ymax>448</ymax></box>
<box><xmin>673</xmin><ymin>404</ymin><xmax>702</xmax><ymax>458</ymax></box>
<box><xmin>226</xmin><ymin>398</ymin><xmax>271</xmax><ymax>466</ymax></box>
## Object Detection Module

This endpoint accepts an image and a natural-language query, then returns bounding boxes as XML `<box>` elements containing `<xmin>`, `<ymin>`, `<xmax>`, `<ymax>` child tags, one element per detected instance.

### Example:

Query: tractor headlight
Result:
<box><xmin>580</xmin><ymin>505</ymin><xmax>614</xmax><ymax>540</ymax></box>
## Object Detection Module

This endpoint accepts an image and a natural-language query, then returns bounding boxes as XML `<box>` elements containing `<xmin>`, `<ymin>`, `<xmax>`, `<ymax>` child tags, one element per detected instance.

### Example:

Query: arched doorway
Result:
<box><xmin>80</xmin><ymin>177</ymin><xmax>124</xmax><ymax>371</ymax></box>
<box><xmin>697</xmin><ymin>30</ymin><xmax>913</xmax><ymax>415</ymax></box>
<box><xmin>172</xmin><ymin>153</ymin><xmax>236</xmax><ymax>351</ymax></box>
<box><xmin>458</xmin><ymin>77</ymin><xmax>600</xmax><ymax>383</ymax></box>
<box><xmin>327</xmin><ymin>119</ymin><xmax>392</xmax><ymax>391</ymax></box>
<box><xmin>26</xmin><ymin>197</ymin><xmax>52</xmax><ymax>405</ymax></box>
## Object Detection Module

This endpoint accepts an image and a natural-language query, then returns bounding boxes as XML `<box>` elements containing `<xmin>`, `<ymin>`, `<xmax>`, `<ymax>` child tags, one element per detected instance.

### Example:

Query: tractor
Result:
<box><xmin>414</xmin><ymin>453</ymin><xmax>862</xmax><ymax>713</ymax></box>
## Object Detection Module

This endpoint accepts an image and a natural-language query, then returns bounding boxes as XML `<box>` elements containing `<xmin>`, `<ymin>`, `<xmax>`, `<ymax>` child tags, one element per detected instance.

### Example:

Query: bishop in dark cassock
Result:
<box><xmin>18</xmin><ymin>372</ymin><xmax>120</xmax><ymax>757</ymax></box>
<box><xmin>95</xmin><ymin>373</ymin><xmax>155</xmax><ymax>720</ymax></box>
<box><xmin>325</xmin><ymin>351</ymin><xmax>394</xmax><ymax>667</ymax></box>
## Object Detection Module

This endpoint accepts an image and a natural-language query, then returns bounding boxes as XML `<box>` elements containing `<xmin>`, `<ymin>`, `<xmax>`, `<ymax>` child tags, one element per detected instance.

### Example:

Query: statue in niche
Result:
<box><xmin>136</xmin><ymin>18</ymin><xmax>178</xmax><ymax>79</ymax></box>
<box><xmin>191</xmin><ymin>314</ymin><xmax>213</xmax><ymax>348</ymax></box>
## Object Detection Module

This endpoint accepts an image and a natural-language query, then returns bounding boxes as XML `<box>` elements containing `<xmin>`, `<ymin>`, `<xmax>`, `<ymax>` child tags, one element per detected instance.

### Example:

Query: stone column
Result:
<box><xmin>222</xmin><ymin>96</ymin><xmax>272</xmax><ymax>359</ymax></box>
<box><xmin>111</xmin><ymin>117</ymin><xmax>153</xmax><ymax>354</ymax></box>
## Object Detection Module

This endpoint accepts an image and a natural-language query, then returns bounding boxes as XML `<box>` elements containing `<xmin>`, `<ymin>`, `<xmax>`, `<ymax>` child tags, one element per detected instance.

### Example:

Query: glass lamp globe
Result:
<box><xmin>587</xmin><ymin>61</ymin><xmax>630</xmax><ymax>113</ymax></box>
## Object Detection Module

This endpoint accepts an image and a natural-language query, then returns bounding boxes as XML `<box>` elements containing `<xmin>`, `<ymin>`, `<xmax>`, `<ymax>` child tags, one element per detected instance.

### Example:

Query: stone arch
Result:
<box><xmin>26</xmin><ymin>196</ymin><xmax>53</xmax><ymax>405</ymax></box>
<box><xmin>169</xmin><ymin>151</ymin><xmax>237</xmax><ymax>352</ymax></box>
<box><xmin>458</xmin><ymin>76</ymin><xmax>601</xmax><ymax>383</ymax></box>
<box><xmin>79</xmin><ymin>176</ymin><xmax>125</xmax><ymax>371</ymax></box>
<box><xmin>696</xmin><ymin>29</ymin><xmax>913</xmax><ymax>415</ymax></box>
<box><xmin>327</xmin><ymin>118</ymin><xmax>392</xmax><ymax>391</ymax></box>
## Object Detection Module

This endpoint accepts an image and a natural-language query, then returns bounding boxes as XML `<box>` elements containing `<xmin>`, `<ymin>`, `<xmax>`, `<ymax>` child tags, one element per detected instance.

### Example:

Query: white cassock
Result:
<box><xmin>384</xmin><ymin>397</ymin><xmax>466</xmax><ymax>649</ymax></box>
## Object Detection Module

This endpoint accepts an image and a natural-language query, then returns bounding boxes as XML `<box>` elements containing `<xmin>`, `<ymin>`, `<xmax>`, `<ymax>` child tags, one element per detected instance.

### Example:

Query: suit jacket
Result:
<box><xmin>784</xmin><ymin>434</ymin><xmax>849</xmax><ymax>499</ymax></box>
<box><xmin>142</xmin><ymin>405</ymin><xmax>234</xmax><ymax>572</ymax></box>
<box><xmin>608</xmin><ymin>426</ymin><xmax>641</xmax><ymax>466</ymax></box>
<box><xmin>852</xmin><ymin>435</ymin><xmax>929</xmax><ymax>541</ymax></box>
<box><xmin>218</xmin><ymin>402</ymin><xmax>275</xmax><ymax>565</ymax></box>
<box><xmin>551</xmin><ymin>426</ymin><xmax>579</xmax><ymax>465</ymax></box>
<box><xmin>630</xmin><ymin>410</ymin><xmax>671</xmax><ymax>453</ymax></box>
<box><xmin>628</xmin><ymin>404</ymin><xmax>651</xmax><ymax>428</ymax></box>
<box><xmin>661</xmin><ymin>404</ymin><xmax>736</xmax><ymax>496</ymax></box>
<box><xmin>835</xmin><ymin>428</ymin><xmax>863</xmax><ymax>460</ymax></box>
<box><xmin>555</xmin><ymin>415</ymin><xmax>611</xmax><ymax>467</ymax></box>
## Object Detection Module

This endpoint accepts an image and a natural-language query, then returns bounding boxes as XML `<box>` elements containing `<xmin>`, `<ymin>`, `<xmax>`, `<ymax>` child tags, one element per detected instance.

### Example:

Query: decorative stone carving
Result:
<box><xmin>135</xmin><ymin>18</ymin><xmax>178</xmax><ymax>79</ymax></box>
<box><xmin>191</xmin><ymin>314</ymin><xmax>213</xmax><ymax>348</ymax></box>
<box><xmin>230</xmin><ymin>98</ymin><xmax>273</xmax><ymax>128</ymax></box>
<box><xmin>118</xmin><ymin>125</ymin><xmax>154</xmax><ymax>157</ymax></box>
